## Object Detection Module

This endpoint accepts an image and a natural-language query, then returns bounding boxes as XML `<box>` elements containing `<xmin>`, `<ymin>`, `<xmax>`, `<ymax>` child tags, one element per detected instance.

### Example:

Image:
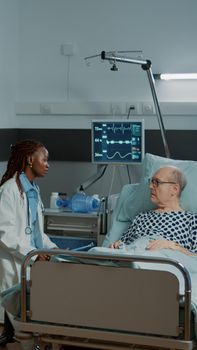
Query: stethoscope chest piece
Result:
<box><xmin>25</xmin><ymin>226</ymin><xmax>32</xmax><ymax>235</ymax></box>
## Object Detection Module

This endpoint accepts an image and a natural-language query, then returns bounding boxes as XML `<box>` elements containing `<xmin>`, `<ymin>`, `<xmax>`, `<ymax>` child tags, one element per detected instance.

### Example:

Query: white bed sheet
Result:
<box><xmin>91</xmin><ymin>237</ymin><xmax>197</xmax><ymax>335</ymax></box>
<box><xmin>91</xmin><ymin>238</ymin><xmax>197</xmax><ymax>299</ymax></box>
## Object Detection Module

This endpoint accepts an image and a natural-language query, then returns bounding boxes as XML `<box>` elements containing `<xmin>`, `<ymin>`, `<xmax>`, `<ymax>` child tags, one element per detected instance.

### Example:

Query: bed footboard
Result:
<box><xmin>19</xmin><ymin>249</ymin><xmax>193</xmax><ymax>350</ymax></box>
<box><xmin>30</xmin><ymin>261</ymin><xmax>179</xmax><ymax>336</ymax></box>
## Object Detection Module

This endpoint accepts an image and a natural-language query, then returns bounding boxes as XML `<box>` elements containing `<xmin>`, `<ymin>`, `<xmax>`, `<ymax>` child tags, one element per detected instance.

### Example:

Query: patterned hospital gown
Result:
<box><xmin>120</xmin><ymin>211</ymin><xmax>197</xmax><ymax>253</ymax></box>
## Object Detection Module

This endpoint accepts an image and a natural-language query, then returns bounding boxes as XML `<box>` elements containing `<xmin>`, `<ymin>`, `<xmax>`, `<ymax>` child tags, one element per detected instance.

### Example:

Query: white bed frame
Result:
<box><xmin>17</xmin><ymin>248</ymin><xmax>195</xmax><ymax>350</ymax></box>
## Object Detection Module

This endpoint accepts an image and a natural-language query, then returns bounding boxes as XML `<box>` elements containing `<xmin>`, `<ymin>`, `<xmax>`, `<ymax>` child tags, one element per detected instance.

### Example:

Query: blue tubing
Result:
<box><xmin>72</xmin><ymin>242</ymin><xmax>95</xmax><ymax>251</ymax></box>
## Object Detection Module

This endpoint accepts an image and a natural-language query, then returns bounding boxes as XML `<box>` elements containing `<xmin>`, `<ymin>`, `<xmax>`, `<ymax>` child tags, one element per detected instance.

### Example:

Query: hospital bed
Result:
<box><xmin>15</xmin><ymin>247</ymin><xmax>193</xmax><ymax>350</ymax></box>
<box><xmin>3</xmin><ymin>153</ymin><xmax>197</xmax><ymax>349</ymax></box>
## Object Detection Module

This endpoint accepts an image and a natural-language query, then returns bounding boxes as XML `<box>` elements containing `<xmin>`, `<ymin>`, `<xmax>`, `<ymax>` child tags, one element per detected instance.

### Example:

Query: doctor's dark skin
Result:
<box><xmin>25</xmin><ymin>147</ymin><xmax>50</xmax><ymax>261</ymax></box>
<box><xmin>25</xmin><ymin>147</ymin><xmax>49</xmax><ymax>181</ymax></box>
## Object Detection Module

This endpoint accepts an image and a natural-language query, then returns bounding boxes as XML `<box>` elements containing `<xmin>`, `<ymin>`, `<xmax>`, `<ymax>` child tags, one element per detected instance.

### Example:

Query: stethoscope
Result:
<box><xmin>25</xmin><ymin>196</ymin><xmax>32</xmax><ymax>235</ymax></box>
<box><xmin>25</xmin><ymin>194</ymin><xmax>44</xmax><ymax>235</ymax></box>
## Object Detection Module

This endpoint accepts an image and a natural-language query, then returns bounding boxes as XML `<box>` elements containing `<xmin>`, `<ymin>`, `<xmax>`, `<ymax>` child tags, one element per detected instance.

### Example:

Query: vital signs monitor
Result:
<box><xmin>91</xmin><ymin>120</ymin><xmax>144</xmax><ymax>164</ymax></box>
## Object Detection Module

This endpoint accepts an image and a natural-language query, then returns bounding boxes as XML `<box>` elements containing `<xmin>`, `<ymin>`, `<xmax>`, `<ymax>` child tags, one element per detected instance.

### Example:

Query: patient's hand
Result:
<box><xmin>110</xmin><ymin>240</ymin><xmax>122</xmax><ymax>249</ymax></box>
<box><xmin>146</xmin><ymin>239</ymin><xmax>173</xmax><ymax>250</ymax></box>
<box><xmin>146</xmin><ymin>239</ymin><xmax>193</xmax><ymax>255</ymax></box>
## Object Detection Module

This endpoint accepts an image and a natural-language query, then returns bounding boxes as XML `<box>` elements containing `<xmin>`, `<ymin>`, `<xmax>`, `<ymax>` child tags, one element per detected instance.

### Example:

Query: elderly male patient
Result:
<box><xmin>111</xmin><ymin>166</ymin><xmax>197</xmax><ymax>255</ymax></box>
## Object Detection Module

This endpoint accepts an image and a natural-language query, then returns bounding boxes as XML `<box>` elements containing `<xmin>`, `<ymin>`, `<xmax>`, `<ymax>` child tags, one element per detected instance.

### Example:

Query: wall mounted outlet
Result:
<box><xmin>110</xmin><ymin>103</ymin><xmax>124</xmax><ymax>115</ymax></box>
<box><xmin>40</xmin><ymin>103</ymin><xmax>51</xmax><ymax>115</ymax></box>
<box><xmin>60</xmin><ymin>44</ymin><xmax>75</xmax><ymax>56</ymax></box>
<box><xmin>142</xmin><ymin>102</ymin><xmax>155</xmax><ymax>115</ymax></box>
<box><xmin>126</xmin><ymin>103</ymin><xmax>138</xmax><ymax>116</ymax></box>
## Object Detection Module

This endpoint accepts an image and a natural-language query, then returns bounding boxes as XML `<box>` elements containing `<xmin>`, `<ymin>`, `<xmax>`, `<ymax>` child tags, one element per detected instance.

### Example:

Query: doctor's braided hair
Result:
<box><xmin>0</xmin><ymin>139</ymin><xmax>44</xmax><ymax>187</ymax></box>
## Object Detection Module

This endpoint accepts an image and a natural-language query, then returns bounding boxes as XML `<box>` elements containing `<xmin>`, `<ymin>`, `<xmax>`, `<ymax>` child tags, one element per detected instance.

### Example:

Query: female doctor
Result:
<box><xmin>0</xmin><ymin>139</ymin><xmax>57</xmax><ymax>344</ymax></box>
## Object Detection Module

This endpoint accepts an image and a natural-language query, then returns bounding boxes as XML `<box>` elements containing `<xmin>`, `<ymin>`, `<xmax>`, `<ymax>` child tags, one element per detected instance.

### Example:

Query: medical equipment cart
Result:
<box><xmin>43</xmin><ymin>208</ymin><xmax>107</xmax><ymax>247</ymax></box>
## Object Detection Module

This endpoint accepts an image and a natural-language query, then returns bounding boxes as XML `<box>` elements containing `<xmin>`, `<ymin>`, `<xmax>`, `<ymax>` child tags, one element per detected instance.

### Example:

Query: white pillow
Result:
<box><xmin>117</xmin><ymin>153</ymin><xmax>197</xmax><ymax>222</ymax></box>
<box><xmin>102</xmin><ymin>184</ymin><xmax>138</xmax><ymax>247</ymax></box>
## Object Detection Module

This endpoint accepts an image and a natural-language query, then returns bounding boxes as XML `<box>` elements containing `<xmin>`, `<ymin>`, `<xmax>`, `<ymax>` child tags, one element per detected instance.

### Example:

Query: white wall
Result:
<box><xmin>16</xmin><ymin>0</ymin><xmax>197</xmax><ymax>102</ymax></box>
<box><xmin>15</xmin><ymin>0</ymin><xmax>197</xmax><ymax>130</ymax></box>
<box><xmin>0</xmin><ymin>0</ymin><xmax>19</xmax><ymax>127</ymax></box>
<box><xmin>1</xmin><ymin>0</ymin><xmax>197</xmax><ymax>203</ymax></box>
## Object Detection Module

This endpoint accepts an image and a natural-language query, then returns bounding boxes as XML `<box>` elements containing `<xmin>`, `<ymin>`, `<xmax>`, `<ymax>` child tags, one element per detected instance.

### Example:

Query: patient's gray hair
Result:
<box><xmin>162</xmin><ymin>165</ymin><xmax>187</xmax><ymax>195</ymax></box>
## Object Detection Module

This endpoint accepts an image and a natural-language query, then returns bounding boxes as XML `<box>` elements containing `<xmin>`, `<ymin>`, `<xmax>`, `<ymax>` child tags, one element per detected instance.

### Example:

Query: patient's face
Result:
<box><xmin>149</xmin><ymin>167</ymin><xmax>178</xmax><ymax>207</ymax></box>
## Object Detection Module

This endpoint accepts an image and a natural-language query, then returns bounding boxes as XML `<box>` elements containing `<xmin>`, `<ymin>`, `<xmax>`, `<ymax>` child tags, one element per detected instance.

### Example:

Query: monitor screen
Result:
<box><xmin>92</xmin><ymin>119</ymin><xmax>144</xmax><ymax>164</ymax></box>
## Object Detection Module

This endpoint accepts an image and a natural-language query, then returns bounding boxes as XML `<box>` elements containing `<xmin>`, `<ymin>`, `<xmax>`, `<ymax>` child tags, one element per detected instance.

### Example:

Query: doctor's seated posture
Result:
<box><xmin>0</xmin><ymin>139</ymin><xmax>57</xmax><ymax>345</ymax></box>
<box><xmin>110</xmin><ymin>166</ymin><xmax>197</xmax><ymax>255</ymax></box>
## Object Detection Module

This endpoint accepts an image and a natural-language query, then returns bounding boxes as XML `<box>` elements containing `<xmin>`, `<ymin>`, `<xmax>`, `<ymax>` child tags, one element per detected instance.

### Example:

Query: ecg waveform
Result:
<box><xmin>92</xmin><ymin>121</ymin><xmax>143</xmax><ymax>164</ymax></box>
<box><xmin>107</xmin><ymin>151</ymin><xmax>140</xmax><ymax>160</ymax></box>
<box><xmin>107</xmin><ymin>125</ymin><xmax>133</xmax><ymax>133</ymax></box>
<box><xmin>94</xmin><ymin>123</ymin><xmax>141</xmax><ymax>136</ymax></box>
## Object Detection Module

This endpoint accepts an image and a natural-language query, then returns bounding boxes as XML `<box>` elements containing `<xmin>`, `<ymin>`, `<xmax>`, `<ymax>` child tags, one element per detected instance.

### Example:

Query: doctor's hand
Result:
<box><xmin>110</xmin><ymin>240</ymin><xmax>122</xmax><ymax>249</ymax></box>
<box><xmin>35</xmin><ymin>254</ymin><xmax>50</xmax><ymax>261</ymax></box>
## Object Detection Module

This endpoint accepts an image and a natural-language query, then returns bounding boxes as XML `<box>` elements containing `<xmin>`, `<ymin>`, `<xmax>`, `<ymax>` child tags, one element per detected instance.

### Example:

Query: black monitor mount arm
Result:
<box><xmin>101</xmin><ymin>50</ymin><xmax>170</xmax><ymax>159</ymax></box>
<box><xmin>76</xmin><ymin>51</ymin><xmax>170</xmax><ymax>192</ymax></box>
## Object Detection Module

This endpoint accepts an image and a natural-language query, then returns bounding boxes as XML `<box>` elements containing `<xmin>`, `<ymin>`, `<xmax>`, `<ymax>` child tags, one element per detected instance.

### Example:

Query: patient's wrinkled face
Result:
<box><xmin>149</xmin><ymin>167</ymin><xmax>178</xmax><ymax>207</ymax></box>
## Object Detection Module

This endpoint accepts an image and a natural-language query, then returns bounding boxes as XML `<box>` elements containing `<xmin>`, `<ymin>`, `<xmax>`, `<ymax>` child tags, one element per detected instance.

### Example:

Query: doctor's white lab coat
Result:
<box><xmin>0</xmin><ymin>177</ymin><xmax>56</xmax><ymax>293</ymax></box>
